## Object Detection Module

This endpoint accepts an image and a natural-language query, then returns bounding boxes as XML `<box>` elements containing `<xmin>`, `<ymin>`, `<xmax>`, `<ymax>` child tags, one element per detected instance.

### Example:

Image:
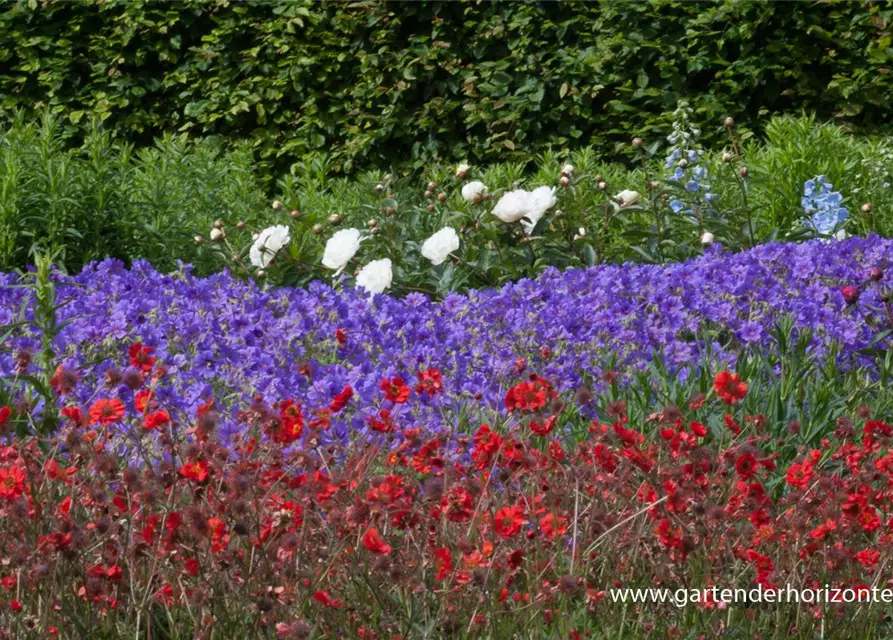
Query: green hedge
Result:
<box><xmin>1</xmin><ymin>0</ymin><xmax>892</xmax><ymax>179</ymax></box>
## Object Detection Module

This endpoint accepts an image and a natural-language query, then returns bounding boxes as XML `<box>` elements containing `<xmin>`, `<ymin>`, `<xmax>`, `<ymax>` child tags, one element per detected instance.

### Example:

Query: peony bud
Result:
<box><xmin>427</xmin><ymin>181</ymin><xmax>437</xmax><ymax>191</ymax></box>
<box><xmin>455</xmin><ymin>162</ymin><xmax>470</xmax><ymax>178</ymax></box>
<box><xmin>213</xmin><ymin>219</ymin><xmax>224</xmax><ymax>229</ymax></box>
<box><xmin>870</xmin><ymin>267</ymin><xmax>884</xmax><ymax>281</ymax></box>
<box><xmin>559</xmin><ymin>175</ymin><xmax>570</xmax><ymax>188</ymax></box>
<box><xmin>210</xmin><ymin>228</ymin><xmax>225</xmax><ymax>242</ymax></box>
<box><xmin>312</xmin><ymin>224</ymin><xmax>324</xmax><ymax>234</ymax></box>
<box><xmin>597</xmin><ymin>181</ymin><xmax>607</xmax><ymax>190</ymax></box>
<box><xmin>739</xmin><ymin>166</ymin><xmax>748</xmax><ymax>178</ymax></box>
<box><xmin>437</xmin><ymin>192</ymin><xmax>447</xmax><ymax>202</ymax></box>
<box><xmin>677</xmin><ymin>158</ymin><xmax>689</xmax><ymax>169</ymax></box>
<box><xmin>290</xmin><ymin>210</ymin><xmax>301</xmax><ymax>218</ymax></box>
<box><xmin>560</xmin><ymin>163</ymin><xmax>574</xmax><ymax>176</ymax></box>
<box><xmin>631</xmin><ymin>137</ymin><xmax>644</xmax><ymax>149</ymax></box>
<box><xmin>236</xmin><ymin>221</ymin><xmax>245</xmax><ymax>229</ymax></box>
<box><xmin>256</xmin><ymin>269</ymin><xmax>265</xmax><ymax>278</ymax></box>
<box><xmin>367</xmin><ymin>219</ymin><xmax>377</xmax><ymax>228</ymax></box>
<box><xmin>840</xmin><ymin>285</ymin><xmax>860</xmax><ymax>305</ymax></box>
<box><xmin>385</xmin><ymin>206</ymin><xmax>396</xmax><ymax>216</ymax></box>
<box><xmin>722</xmin><ymin>151</ymin><xmax>732</xmax><ymax>163</ymax></box>
<box><xmin>375</xmin><ymin>184</ymin><xmax>384</xmax><ymax>193</ymax></box>
<box><xmin>194</xmin><ymin>235</ymin><xmax>204</xmax><ymax>245</ymax></box>
<box><xmin>272</xmin><ymin>200</ymin><xmax>282</xmax><ymax>211</ymax></box>
<box><xmin>862</xmin><ymin>203</ymin><xmax>873</xmax><ymax>213</ymax></box>
<box><xmin>328</xmin><ymin>214</ymin><xmax>343</xmax><ymax>225</ymax></box>
<box><xmin>724</xmin><ymin>117</ymin><xmax>735</xmax><ymax>128</ymax></box>
<box><xmin>424</xmin><ymin>190</ymin><xmax>433</xmax><ymax>199</ymax></box>
<box><xmin>427</xmin><ymin>203</ymin><xmax>435</xmax><ymax>212</ymax></box>
<box><xmin>700</xmin><ymin>231</ymin><xmax>714</xmax><ymax>244</ymax></box>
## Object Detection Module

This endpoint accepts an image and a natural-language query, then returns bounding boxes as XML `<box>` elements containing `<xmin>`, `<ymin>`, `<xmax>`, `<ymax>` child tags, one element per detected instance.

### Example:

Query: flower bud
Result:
<box><xmin>437</xmin><ymin>192</ymin><xmax>447</xmax><ymax>202</ymax></box>
<box><xmin>677</xmin><ymin>158</ymin><xmax>689</xmax><ymax>169</ymax></box>
<box><xmin>427</xmin><ymin>181</ymin><xmax>437</xmax><ymax>191</ymax></box>
<box><xmin>236</xmin><ymin>221</ymin><xmax>245</xmax><ymax>229</ymax></box>
<box><xmin>631</xmin><ymin>137</ymin><xmax>644</xmax><ymax>149</ymax></box>
<box><xmin>840</xmin><ymin>285</ymin><xmax>860</xmax><ymax>305</ymax></box>
<box><xmin>213</xmin><ymin>219</ymin><xmax>224</xmax><ymax>229</ymax></box>
<box><xmin>560</xmin><ymin>163</ymin><xmax>574</xmax><ymax>176</ymax></box>
<box><xmin>862</xmin><ymin>203</ymin><xmax>873</xmax><ymax>213</ymax></box>
<box><xmin>724</xmin><ymin>117</ymin><xmax>735</xmax><ymax>128</ymax></box>
<box><xmin>738</xmin><ymin>166</ymin><xmax>748</xmax><ymax>178</ymax></box>
<box><xmin>455</xmin><ymin>162</ymin><xmax>470</xmax><ymax>178</ymax></box>
<box><xmin>375</xmin><ymin>183</ymin><xmax>384</xmax><ymax>193</ymax></box>
<box><xmin>194</xmin><ymin>235</ymin><xmax>204</xmax><ymax>245</ymax></box>
<box><xmin>385</xmin><ymin>206</ymin><xmax>396</xmax><ymax>216</ymax></box>
<box><xmin>722</xmin><ymin>151</ymin><xmax>732</xmax><ymax>163</ymax></box>
<box><xmin>597</xmin><ymin>181</ymin><xmax>607</xmax><ymax>190</ymax></box>
<box><xmin>367</xmin><ymin>219</ymin><xmax>377</xmax><ymax>228</ymax></box>
<box><xmin>256</xmin><ymin>269</ymin><xmax>265</xmax><ymax>278</ymax></box>
<box><xmin>427</xmin><ymin>203</ymin><xmax>435</xmax><ymax>212</ymax></box>
<box><xmin>424</xmin><ymin>190</ymin><xmax>433</xmax><ymax>199</ymax></box>
<box><xmin>210</xmin><ymin>228</ymin><xmax>225</xmax><ymax>242</ymax></box>
<box><xmin>312</xmin><ymin>223</ymin><xmax>324</xmax><ymax>234</ymax></box>
<box><xmin>290</xmin><ymin>210</ymin><xmax>301</xmax><ymax>218</ymax></box>
<box><xmin>700</xmin><ymin>231</ymin><xmax>714</xmax><ymax>244</ymax></box>
<box><xmin>328</xmin><ymin>214</ymin><xmax>343</xmax><ymax>225</ymax></box>
<box><xmin>272</xmin><ymin>200</ymin><xmax>282</xmax><ymax>211</ymax></box>
<box><xmin>559</xmin><ymin>175</ymin><xmax>570</xmax><ymax>188</ymax></box>
<box><xmin>870</xmin><ymin>267</ymin><xmax>884</xmax><ymax>281</ymax></box>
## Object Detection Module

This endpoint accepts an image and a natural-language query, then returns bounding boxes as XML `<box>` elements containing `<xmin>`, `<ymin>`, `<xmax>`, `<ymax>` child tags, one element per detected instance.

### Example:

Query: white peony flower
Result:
<box><xmin>492</xmin><ymin>186</ymin><xmax>557</xmax><ymax>233</ymax></box>
<box><xmin>210</xmin><ymin>228</ymin><xmax>225</xmax><ymax>242</ymax></box>
<box><xmin>421</xmin><ymin>227</ymin><xmax>460</xmax><ymax>266</ymax></box>
<box><xmin>455</xmin><ymin>162</ymin><xmax>470</xmax><ymax>177</ymax></box>
<box><xmin>322</xmin><ymin>228</ymin><xmax>364</xmax><ymax>274</ymax></box>
<box><xmin>614</xmin><ymin>190</ymin><xmax>641</xmax><ymax>207</ymax></box>
<box><xmin>461</xmin><ymin>181</ymin><xmax>488</xmax><ymax>203</ymax></box>
<box><xmin>249</xmin><ymin>225</ymin><xmax>291</xmax><ymax>268</ymax></box>
<box><xmin>700</xmin><ymin>231</ymin><xmax>715</xmax><ymax>244</ymax></box>
<box><xmin>355</xmin><ymin>258</ymin><xmax>392</xmax><ymax>294</ymax></box>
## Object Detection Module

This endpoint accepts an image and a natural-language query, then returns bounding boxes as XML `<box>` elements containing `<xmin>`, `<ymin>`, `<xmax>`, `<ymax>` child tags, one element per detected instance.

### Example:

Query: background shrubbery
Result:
<box><xmin>2</xmin><ymin>0</ymin><xmax>892</xmax><ymax>178</ymax></box>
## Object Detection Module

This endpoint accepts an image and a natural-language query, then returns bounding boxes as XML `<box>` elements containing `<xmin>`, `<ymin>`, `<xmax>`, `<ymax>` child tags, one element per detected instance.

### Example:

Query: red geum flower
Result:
<box><xmin>89</xmin><ymin>398</ymin><xmax>126</xmax><ymax>425</ymax></box>
<box><xmin>713</xmin><ymin>371</ymin><xmax>748</xmax><ymax>405</ymax></box>
<box><xmin>856</xmin><ymin>548</ymin><xmax>881</xmax><ymax>567</ymax></box>
<box><xmin>335</xmin><ymin>327</ymin><xmax>347</xmax><ymax>345</ymax></box>
<box><xmin>312</xmin><ymin>591</ymin><xmax>343</xmax><ymax>608</ymax></box>
<box><xmin>367</xmin><ymin>409</ymin><xmax>395</xmax><ymax>433</ymax></box>
<box><xmin>494</xmin><ymin>505</ymin><xmax>524</xmax><ymax>539</ymax></box>
<box><xmin>433</xmin><ymin>547</ymin><xmax>453</xmax><ymax>580</ymax></box>
<box><xmin>183</xmin><ymin>558</ymin><xmax>200</xmax><ymax>577</ymax></box>
<box><xmin>272</xmin><ymin>399</ymin><xmax>304</xmax><ymax>443</ymax></box>
<box><xmin>50</xmin><ymin>365</ymin><xmax>79</xmax><ymax>395</ymax></box>
<box><xmin>786</xmin><ymin>461</ymin><xmax>813</xmax><ymax>489</ymax></box>
<box><xmin>539</xmin><ymin>512</ymin><xmax>568</xmax><ymax>539</ymax></box>
<box><xmin>128</xmin><ymin>342</ymin><xmax>156</xmax><ymax>371</ymax></box>
<box><xmin>530</xmin><ymin>415</ymin><xmax>557</xmax><ymax>437</ymax></box>
<box><xmin>134</xmin><ymin>389</ymin><xmax>155</xmax><ymax>414</ymax></box>
<box><xmin>361</xmin><ymin>527</ymin><xmax>392</xmax><ymax>555</ymax></box>
<box><xmin>142</xmin><ymin>409</ymin><xmax>170</xmax><ymax>431</ymax></box>
<box><xmin>504</xmin><ymin>377</ymin><xmax>551</xmax><ymax>413</ymax></box>
<box><xmin>0</xmin><ymin>405</ymin><xmax>9</xmax><ymax>428</ymax></box>
<box><xmin>329</xmin><ymin>386</ymin><xmax>353</xmax><ymax>413</ymax></box>
<box><xmin>735</xmin><ymin>453</ymin><xmax>758</xmax><ymax>480</ymax></box>
<box><xmin>414</xmin><ymin>368</ymin><xmax>443</xmax><ymax>396</ymax></box>
<box><xmin>0</xmin><ymin>465</ymin><xmax>26</xmax><ymax>501</ymax></box>
<box><xmin>689</xmin><ymin>421</ymin><xmax>708</xmax><ymax>438</ymax></box>
<box><xmin>380</xmin><ymin>376</ymin><xmax>411</xmax><ymax>404</ymax></box>
<box><xmin>840</xmin><ymin>285</ymin><xmax>860</xmax><ymax>305</ymax></box>
<box><xmin>61</xmin><ymin>405</ymin><xmax>85</xmax><ymax>426</ymax></box>
<box><xmin>179</xmin><ymin>460</ymin><xmax>209</xmax><ymax>483</ymax></box>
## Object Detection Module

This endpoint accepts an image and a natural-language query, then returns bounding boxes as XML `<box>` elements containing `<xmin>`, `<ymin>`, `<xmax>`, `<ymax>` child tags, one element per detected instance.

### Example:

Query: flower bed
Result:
<box><xmin>1</xmin><ymin>237</ymin><xmax>891</xmax><ymax>445</ymax></box>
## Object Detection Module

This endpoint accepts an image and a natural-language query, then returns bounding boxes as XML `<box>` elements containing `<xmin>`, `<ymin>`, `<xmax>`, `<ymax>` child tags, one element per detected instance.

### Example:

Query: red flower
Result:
<box><xmin>361</xmin><ymin>527</ymin><xmax>392</xmax><ymax>555</ymax></box>
<box><xmin>786</xmin><ymin>462</ymin><xmax>812</xmax><ymax>489</ymax></box>
<box><xmin>713</xmin><ymin>371</ymin><xmax>748</xmax><ymax>405</ymax></box>
<box><xmin>380</xmin><ymin>377</ymin><xmax>411</xmax><ymax>404</ymax></box>
<box><xmin>415</xmin><ymin>368</ymin><xmax>443</xmax><ymax>396</ymax></box>
<box><xmin>856</xmin><ymin>549</ymin><xmax>881</xmax><ymax>567</ymax></box>
<box><xmin>328</xmin><ymin>386</ymin><xmax>353</xmax><ymax>413</ymax></box>
<box><xmin>433</xmin><ymin>547</ymin><xmax>453</xmax><ymax>580</ymax></box>
<box><xmin>89</xmin><ymin>398</ymin><xmax>126</xmax><ymax>425</ymax></box>
<box><xmin>312</xmin><ymin>591</ymin><xmax>343</xmax><ymax>608</ymax></box>
<box><xmin>530</xmin><ymin>415</ymin><xmax>557</xmax><ymax>436</ymax></box>
<box><xmin>183</xmin><ymin>558</ymin><xmax>200</xmax><ymax>577</ymax></box>
<box><xmin>0</xmin><ymin>465</ymin><xmax>26</xmax><ymax>501</ymax></box>
<box><xmin>335</xmin><ymin>328</ymin><xmax>347</xmax><ymax>345</ymax></box>
<box><xmin>179</xmin><ymin>460</ymin><xmax>209</xmax><ymax>483</ymax></box>
<box><xmin>539</xmin><ymin>512</ymin><xmax>568</xmax><ymax>539</ymax></box>
<box><xmin>142</xmin><ymin>409</ymin><xmax>170</xmax><ymax>431</ymax></box>
<box><xmin>367</xmin><ymin>409</ymin><xmax>395</xmax><ymax>433</ymax></box>
<box><xmin>840</xmin><ymin>285</ymin><xmax>860</xmax><ymax>305</ymax></box>
<box><xmin>504</xmin><ymin>377</ymin><xmax>553</xmax><ymax>413</ymax></box>
<box><xmin>134</xmin><ymin>389</ymin><xmax>155</xmax><ymax>414</ymax></box>
<box><xmin>0</xmin><ymin>405</ymin><xmax>10</xmax><ymax>427</ymax></box>
<box><xmin>128</xmin><ymin>342</ymin><xmax>156</xmax><ymax>372</ymax></box>
<box><xmin>735</xmin><ymin>453</ymin><xmax>758</xmax><ymax>479</ymax></box>
<box><xmin>494</xmin><ymin>505</ymin><xmax>524</xmax><ymax>539</ymax></box>
<box><xmin>272</xmin><ymin>399</ymin><xmax>304</xmax><ymax>444</ymax></box>
<box><xmin>689</xmin><ymin>421</ymin><xmax>707</xmax><ymax>438</ymax></box>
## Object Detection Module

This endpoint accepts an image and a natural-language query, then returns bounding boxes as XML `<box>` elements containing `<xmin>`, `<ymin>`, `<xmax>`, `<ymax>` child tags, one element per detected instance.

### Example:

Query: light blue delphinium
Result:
<box><xmin>802</xmin><ymin>175</ymin><xmax>848</xmax><ymax>237</ymax></box>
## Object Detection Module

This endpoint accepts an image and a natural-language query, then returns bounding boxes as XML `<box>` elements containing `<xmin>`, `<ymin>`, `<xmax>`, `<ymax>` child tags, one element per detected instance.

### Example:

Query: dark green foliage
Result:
<box><xmin>2</xmin><ymin>0</ymin><xmax>892</xmax><ymax>180</ymax></box>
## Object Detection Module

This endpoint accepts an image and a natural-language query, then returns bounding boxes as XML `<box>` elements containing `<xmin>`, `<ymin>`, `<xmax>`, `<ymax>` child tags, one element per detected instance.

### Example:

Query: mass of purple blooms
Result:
<box><xmin>1</xmin><ymin>237</ymin><xmax>890</xmax><ymax>444</ymax></box>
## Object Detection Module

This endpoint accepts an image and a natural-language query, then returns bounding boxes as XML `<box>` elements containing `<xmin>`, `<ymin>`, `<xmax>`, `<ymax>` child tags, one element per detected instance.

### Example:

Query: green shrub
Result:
<box><xmin>1</xmin><ymin>1</ymin><xmax>892</xmax><ymax>180</ymax></box>
<box><xmin>0</xmin><ymin>110</ymin><xmax>267</xmax><ymax>274</ymax></box>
